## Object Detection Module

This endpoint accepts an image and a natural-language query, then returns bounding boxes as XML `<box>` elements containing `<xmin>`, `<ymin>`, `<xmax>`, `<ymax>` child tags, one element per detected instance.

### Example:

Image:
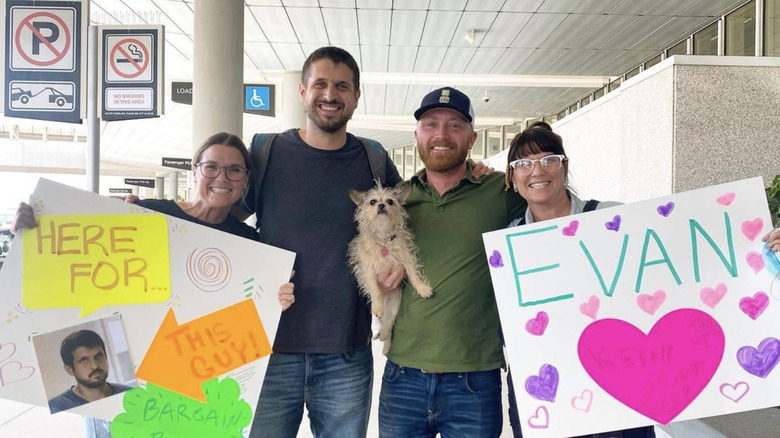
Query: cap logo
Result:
<box><xmin>439</xmin><ymin>89</ymin><xmax>451</xmax><ymax>104</ymax></box>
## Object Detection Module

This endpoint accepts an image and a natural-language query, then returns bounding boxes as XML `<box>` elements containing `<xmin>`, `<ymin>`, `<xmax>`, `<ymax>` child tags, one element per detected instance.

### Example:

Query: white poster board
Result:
<box><xmin>0</xmin><ymin>179</ymin><xmax>295</xmax><ymax>437</ymax></box>
<box><xmin>484</xmin><ymin>177</ymin><xmax>779</xmax><ymax>437</ymax></box>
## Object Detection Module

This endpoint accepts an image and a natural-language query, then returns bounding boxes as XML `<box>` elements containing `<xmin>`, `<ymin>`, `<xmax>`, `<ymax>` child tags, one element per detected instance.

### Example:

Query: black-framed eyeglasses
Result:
<box><xmin>509</xmin><ymin>154</ymin><xmax>567</xmax><ymax>176</ymax></box>
<box><xmin>195</xmin><ymin>162</ymin><xmax>248</xmax><ymax>181</ymax></box>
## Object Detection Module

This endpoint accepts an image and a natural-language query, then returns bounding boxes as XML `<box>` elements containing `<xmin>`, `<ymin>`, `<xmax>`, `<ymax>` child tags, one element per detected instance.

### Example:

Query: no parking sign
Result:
<box><xmin>3</xmin><ymin>0</ymin><xmax>86</xmax><ymax>123</ymax></box>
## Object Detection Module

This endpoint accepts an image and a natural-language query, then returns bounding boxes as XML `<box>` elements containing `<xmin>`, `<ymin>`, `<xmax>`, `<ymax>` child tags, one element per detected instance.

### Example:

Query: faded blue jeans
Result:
<box><xmin>379</xmin><ymin>360</ymin><xmax>503</xmax><ymax>438</ymax></box>
<box><xmin>248</xmin><ymin>346</ymin><xmax>373</xmax><ymax>438</ymax></box>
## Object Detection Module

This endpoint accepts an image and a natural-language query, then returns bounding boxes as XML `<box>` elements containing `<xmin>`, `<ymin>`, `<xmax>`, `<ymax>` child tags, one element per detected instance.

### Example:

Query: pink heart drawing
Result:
<box><xmin>578</xmin><ymin>308</ymin><xmax>725</xmax><ymax>425</ymax></box>
<box><xmin>700</xmin><ymin>284</ymin><xmax>727</xmax><ymax>308</ymax></box>
<box><xmin>739</xmin><ymin>291</ymin><xmax>769</xmax><ymax>320</ymax></box>
<box><xmin>527</xmin><ymin>406</ymin><xmax>549</xmax><ymax>429</ymax></box>
<box><xmin>0</xmin><ymin>343</ymin><xmax>17</xmax><ymax>364</ymax></box>
<box><xmin>0</xmin><ymin>361</ymin><xmax>35</xmax><ymax>386</ymax></box>
<box><xmin>562</xmin><ymin>220</ymin><xmax>579</xmax><ymax>236</ymax></box>
<box><xmin>719</xmin><ymin>381</ymin><xmax>749</xmax><ymax>403</ymax></box>
<box><xmin>746</xmin><ymin>251</ymin><xmax>765</xmax><ymax>273</ymax></box>
<box><xmin>637</xmin><ymin>290</ymin><xmax>666</xmax><ymax>315</ymax></box>
<box><xmin>741</xmin><ymin>218</ymin><xmax>764</xmax><ymax>241</ymax></box>
<box><xmin>716</xmin><ymin>192</ymin><xmax>736</xmax><ymax>206</ymax></box>
<box><xmin>571</xmin><ymin>389</ymin><xmax>594</xmax><ymax>413</ymax></box>
<box><xmin>525</xmin><ymin>311</ymin><xmax>549</xmax><ymax>336</ymax></box>
<box><xmin>579</xmin><ymin>295</ymin><xmax>600</xmax><ymax>320</ymax></box>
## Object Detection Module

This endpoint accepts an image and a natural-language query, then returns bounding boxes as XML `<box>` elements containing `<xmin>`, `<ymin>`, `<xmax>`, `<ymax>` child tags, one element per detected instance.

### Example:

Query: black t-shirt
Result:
<box><xmin>136</xmin><ymin>199</ymin><xmax>258</xmax><ymax>241</ymax></box>
<box><xmin>249</xmin><ymin>129</ymin><xmax>402</xmax><ymax>353</ymax></box>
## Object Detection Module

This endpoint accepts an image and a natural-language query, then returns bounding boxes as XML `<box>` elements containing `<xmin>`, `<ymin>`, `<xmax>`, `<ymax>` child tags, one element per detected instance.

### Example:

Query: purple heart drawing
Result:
<box><xmin>737</xmin><ymin>337</ymin><xmax>780</xmax><ymax>378</ymax></box>
<box><xmin>657</xmin><ymin>202</ymin><xmax>674</xmax><ymax>217</ymax></box>
<box><xmin>739</xmin><ymin>291</ymin><xmax>769</xmax><ymax>320</ymax></box>
<box><xmin>605</xmin><ymin>215</ymin><xmax>621</xmax><ymax>232</ymax></box>
<box><xmin>489</xmin><ymin>250</ymin><xmax>504</xmax><ymax>268</ymax></box>
<box><xmin>525</xmin><ymin>312</ymin><xmax>549</xmax><ymax>336</ymax></box>
<box><xmin>525</xmin><ymin>363</ymin><xmax>559</xmax><ymax>402</ymax></box>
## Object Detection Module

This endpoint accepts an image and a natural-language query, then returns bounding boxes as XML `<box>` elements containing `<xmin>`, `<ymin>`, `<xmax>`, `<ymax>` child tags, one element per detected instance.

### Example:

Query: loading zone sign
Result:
<box><xmin>9</xmin><ymin>5</ymin><xmax>76</xmax><ymax>71</ymax></box>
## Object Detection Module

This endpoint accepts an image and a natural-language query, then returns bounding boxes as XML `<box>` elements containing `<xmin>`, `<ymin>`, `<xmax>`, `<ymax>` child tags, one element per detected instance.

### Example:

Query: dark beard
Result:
<box><xmin>309</xmin><ymin>114</ymin><xmax>349</xmax><ymax>134</ymax></box>
<box><xmin>76</xmin><ymin>370</ymin><xmax>107</xmax><ymax>389</ymax></box>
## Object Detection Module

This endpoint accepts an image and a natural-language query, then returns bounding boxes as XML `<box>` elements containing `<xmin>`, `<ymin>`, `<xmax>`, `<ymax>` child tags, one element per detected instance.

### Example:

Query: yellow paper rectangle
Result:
<box><xmin>23</xmin><ymin>214</ymin><xmax>171</xmax><ymax>317</ymax></box>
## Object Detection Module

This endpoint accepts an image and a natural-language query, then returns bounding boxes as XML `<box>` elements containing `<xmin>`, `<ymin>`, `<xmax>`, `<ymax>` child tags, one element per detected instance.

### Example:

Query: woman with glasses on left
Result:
<box><xmin>14</xmin><ymin>132</ymin><xmax>294</xmax><ymax>437</ymax></box>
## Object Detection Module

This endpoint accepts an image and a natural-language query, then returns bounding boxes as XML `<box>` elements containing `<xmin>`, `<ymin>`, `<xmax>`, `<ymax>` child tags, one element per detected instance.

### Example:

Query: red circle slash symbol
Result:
<box><xmin>15</xmin><ymin>12</ymin><xmax>71</xmax><ymax>66</ymax></box>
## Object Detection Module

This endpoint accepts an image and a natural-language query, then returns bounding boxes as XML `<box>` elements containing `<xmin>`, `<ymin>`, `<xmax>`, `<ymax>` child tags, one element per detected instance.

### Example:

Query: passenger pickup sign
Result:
<box><xmin>483</xmin><ymin>177</ymin><xmax>779</xmax><ymax>437</ymax></box>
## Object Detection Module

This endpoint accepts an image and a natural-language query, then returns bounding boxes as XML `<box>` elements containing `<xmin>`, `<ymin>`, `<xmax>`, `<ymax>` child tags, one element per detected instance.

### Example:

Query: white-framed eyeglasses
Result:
<box><xmin>195</xmin><ymin>162</ymin><xmax>248</xmax><ymax>181</ymax></box>
<box><xmin>509</xmin><ymin>154</ymin><xmax>567</xmax><ymax>176</ymax></box>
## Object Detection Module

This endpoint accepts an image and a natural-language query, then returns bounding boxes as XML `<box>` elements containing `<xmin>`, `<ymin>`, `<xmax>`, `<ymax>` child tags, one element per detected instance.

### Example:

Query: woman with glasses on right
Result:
<box><xmin>504</xmin><ymin>122</ymin><xmax>654</xmax><ymax>438</ymax></box>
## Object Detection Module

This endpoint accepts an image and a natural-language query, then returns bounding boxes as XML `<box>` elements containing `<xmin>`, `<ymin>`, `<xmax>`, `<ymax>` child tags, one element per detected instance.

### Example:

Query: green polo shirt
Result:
<box><xmin>388</xmin><ymin>165</ymin><xmax>527</xmax><ymax>371</ymax></box>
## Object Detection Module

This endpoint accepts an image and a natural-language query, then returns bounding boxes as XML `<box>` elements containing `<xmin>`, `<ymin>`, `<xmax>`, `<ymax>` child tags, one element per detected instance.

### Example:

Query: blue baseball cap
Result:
<box><xmin>414</xmin><ymin>87</ymin><xmax>474</xmax><ymax>125</ymax></box>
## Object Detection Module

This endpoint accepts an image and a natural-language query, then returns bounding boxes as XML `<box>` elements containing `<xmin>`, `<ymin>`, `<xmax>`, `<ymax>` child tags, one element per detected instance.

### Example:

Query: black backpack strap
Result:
<box><xmin>583</xmin><ymin>199</ymin><xmax>600</xmax><ymax>212</ymax></box>
<box><xmin>248</xmin><ymin>133</ymin><xmax>277</xmax><ymax>219</ymax></box>
<box><xmin>356</xmin><ymin>136</ymin><xmax>387</xmax><ymax>185</ymax></box>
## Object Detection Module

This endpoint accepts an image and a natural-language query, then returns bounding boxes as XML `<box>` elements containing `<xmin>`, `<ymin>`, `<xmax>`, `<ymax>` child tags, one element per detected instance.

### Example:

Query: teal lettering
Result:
<box><xmin>579</xmin><ymin>234</ymin><xmax>629</xmax><ymax>297</ymax></box>
<box><xmin>506</xmin><ymin>226</ymin><xmax>574</xmax><ymax>307</ymax></box>
<box><xmin>690</xmin><ymin>213</ymin><xmax>737</xmax><ymax>282</ymax></box>
<box><xmin>635</xmin><ymin>229</ymin><xmax>681</xmax><ymax>292</ymax></box>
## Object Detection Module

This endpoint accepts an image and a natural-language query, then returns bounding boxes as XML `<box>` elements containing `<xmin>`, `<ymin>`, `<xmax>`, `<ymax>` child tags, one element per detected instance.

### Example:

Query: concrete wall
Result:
<box><xmin>486</xmin><ymin>56</ymin><xmax>780</xmax><ymax>204</ymax></box>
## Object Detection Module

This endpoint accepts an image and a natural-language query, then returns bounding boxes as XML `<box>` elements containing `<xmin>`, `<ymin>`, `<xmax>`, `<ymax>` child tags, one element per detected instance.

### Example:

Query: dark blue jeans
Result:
<box><xmin>249</xmin><ymin>347</ymin><xmax>373</xmax><ymax>438</ymax></box>
<box><xmin>379</xmin><ymin>360</ymin><xmax>502</xmax><ymax>438</ymax></box>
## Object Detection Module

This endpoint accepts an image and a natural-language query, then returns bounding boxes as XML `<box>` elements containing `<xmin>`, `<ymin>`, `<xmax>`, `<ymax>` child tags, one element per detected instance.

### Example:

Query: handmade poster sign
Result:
<box><xmin>483</xmin><ymin>177</ymin><xmax>778</xmax><ymax>437</ymax></box>
<box><xmin>0</xmin><ymin>179</ymin><xmax>295</xmax><ymax>437</ymax></box>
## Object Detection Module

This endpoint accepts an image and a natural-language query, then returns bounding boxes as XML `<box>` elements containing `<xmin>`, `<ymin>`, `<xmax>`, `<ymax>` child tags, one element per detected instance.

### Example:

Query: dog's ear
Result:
<box><xmin>348</xmin><ymin>189</ymin><xmax>366</xmax><ymax>206</ymax></box>
<box><xmin>394</xmin><ymin>185</ymin><xmax>412</xmax><ymax>204</ymax></box>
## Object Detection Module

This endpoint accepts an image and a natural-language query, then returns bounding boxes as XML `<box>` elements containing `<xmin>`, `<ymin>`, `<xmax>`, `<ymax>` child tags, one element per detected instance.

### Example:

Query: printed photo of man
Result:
<box><xmin>47</xmin><ymin>329</ymin><xmax>132</xmax><ymax>414</ymax></box>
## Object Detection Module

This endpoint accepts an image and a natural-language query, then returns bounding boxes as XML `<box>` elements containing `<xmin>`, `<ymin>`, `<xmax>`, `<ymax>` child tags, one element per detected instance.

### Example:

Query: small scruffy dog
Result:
<box><xmin>348</xmin><ymin>183</ymin><xmax>433</xmax><ymax>354</ymax></box>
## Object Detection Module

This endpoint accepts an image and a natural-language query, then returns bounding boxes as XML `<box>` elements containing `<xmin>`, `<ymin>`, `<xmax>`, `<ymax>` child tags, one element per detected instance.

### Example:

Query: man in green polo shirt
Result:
<box><xmin>378</xmin><ymin>87</ymin><xmax>526</xmax><ymax>437</ymax></box>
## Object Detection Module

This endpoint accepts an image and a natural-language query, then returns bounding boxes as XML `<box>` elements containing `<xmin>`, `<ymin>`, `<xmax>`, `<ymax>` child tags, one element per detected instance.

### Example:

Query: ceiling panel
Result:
<box><xmin>244</xmin><ymin>42</ymin><xmax>285</xmax><ymax>70</ymax></box>
<box><xmin>244</xmin><ymin>7</ymin><xmax>269</xmax><ymax>42</ymax></box>
<box><xmin>538</xmin><ymin>48</ymin><xmax>598</xmax><ymax>75</ymax></box>
<box><xmin>438</xmin><ymin>47</ymin><xmax>478</xmax><ymax>74</ymax></box>
<box><xmin>602</xmin><ymin>15</ymin><xmax>675</xmax><ymax>50</ymax></box>
<box><xmin>563</xmin><ymin>49</ymin><xmax>624</xmax><ymax>75</ymax></box>
<box><xmin>630</xmin><ymin>16</ymin><xmax>704</xmax><ymax>50</ymax></box>
<box><xmin>465</xmin><ymin>0</ymin><xmax>506</xmax><ymax>12</ymax></box>
<box><xmin>511</xmin><ymin>13</ymin><xmax>569</xmax><ymax>48</ymax></box>
<box><xmin>320</xmin><ymin>0</ymin><xmax>358</xmax><ymax>8</ymax></box>
<box><xmin>393</xmin><ymin>0</ymin><xmax>430</xmax><ymax>10</ymax></box>
<box><xmin>251</xmin><ymin>6</ymin><xmax>298</xmax><ymax>42</ymax></box>
<box><xmin>648</xmin><ymin>0</ymin><xmax>702</xmax><ymax>15</ymax></box>
<box><xmin>287</xmin><ymin>8</ymin><xmax>329</xmax><ymax>43</ymax></box>
<box><xmin>573</xmin><ymin>0</ymin><xmax>623</xmax><ymax>14</ymax></box>
<box><xmin>570</xmin><ymin>14</ymin><xmax>640</xmax><ymax>49</ymax></box>
<box><xmin>322</xmin><ymin>8</ymin><xmax>359</xmax><ymax>45</ymax></box>
<box><xmin>490</xmin><ymin>47</ymin><xmax>535</xmax><ymax>73</ymax></box>
<box><xmin>281</xmin><ymin>0</ymin><xmax>320</xmax><ymax>6</ymax></box>
<box><xmin>358</xmin><ymin>0</ymin><xmax>393</xmax><ymax>8</ymax></box>
<box><xmin>390</xmin><ymin>10</ymin><xmax>427</xmax><ymax>45</ymax></box>
<box><xmin>479</xmin><ymin>13</ymin><xmax>532</xmax><ymax>47</ymax></box>
<box><xmin>537</xmin><ymin>0</ymin><xmax>587</xmax><ymax>14</ymax></box>
<box><xmin>360</xmin><ymin>44</ymin><xmax>390</xmax><ymax>71</ymax></box>
<box><xmin>540</xmin><ymin>14</ymin><xmax>606</xmax><ymax>49</ymax></box>
<box><xmin>420</xmin><ymin>11</ymin><xmax>462</xmax><ymax>46</ymax></box>
<box><xmin>413</xmin><ymin>46</ymin><xmax>448</xmax><ymax>73</ymax></box>
<box><xmin>360</xmin><ymin>83</ymin><xmax>386</xmax><ymax>115</ymax></box>
<box><xmin>463</xmin><ymin>47</ymin><xmax>505</xmax><ymax>74</ymax></box>
<box><xmin>429</xmin><ymin>0</ymin><xmax>468</xmax><ymax>11</ymax></box>
<box><xmin>155</xmin><ymin>1</ymin><xmax>194</xmax><ymax>35</ymax></box>
<box><xmin>358</xmin><ymin>9</ymin><xmax>392</xmax><ymax>45</ymax></box>
<box><xmin>609</xmin><ymin>0</ymin><xmax>659</xmax><ymax>15</ymax></box>
<box><xmin>388</xmin><ymin>46</ymin><xmax>419</xmax><ymax>72</ymax></box>
<box><xmin>271</xmin><ymin>43</ymin><xmax>307</xmax><ymax>70</ymax></box>
<box><xmin>513</xmin><ymin>48</ymin><xmax>567</xmax><ymax>74</ymax></box>
<box><xmin>449</xmin><ymin>12</ymin><xmax>500</xmax><ymax>48</ymax></box>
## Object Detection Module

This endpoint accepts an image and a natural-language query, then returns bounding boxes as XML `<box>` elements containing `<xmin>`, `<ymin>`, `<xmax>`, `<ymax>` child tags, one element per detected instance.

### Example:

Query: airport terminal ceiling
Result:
<box><xmin>0</xmin><ymin>0</ymin><xmax>752</xmax><ymax>173</ymax></box>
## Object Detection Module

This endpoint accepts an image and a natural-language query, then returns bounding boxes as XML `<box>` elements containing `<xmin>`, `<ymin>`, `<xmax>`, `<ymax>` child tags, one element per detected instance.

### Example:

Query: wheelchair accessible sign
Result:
<box><xmin>244</xmin><ymin>84</ymin><xmax>275</xmax><ymax>117</ymax></box>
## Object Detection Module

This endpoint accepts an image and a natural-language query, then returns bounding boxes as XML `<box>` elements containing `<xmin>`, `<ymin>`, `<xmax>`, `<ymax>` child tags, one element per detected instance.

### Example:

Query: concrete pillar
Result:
<box><xmin>278</xmin><ymin>71</ymin><xmax>306</xmax><ymax>130</ymax></box>
<box><xmin>192</xmin><ymin>0</ymin><xmax>243</xmax><ymax>153</ymax></box>
<box><xmin>155</xmin><ymin>177</ymin><xmax>165</xmax><ymax>199</ymax></box>
<box><xmin>169</xmin><ymin>172</ymin><xmax>179</xmax><ymax>200</ymax></box>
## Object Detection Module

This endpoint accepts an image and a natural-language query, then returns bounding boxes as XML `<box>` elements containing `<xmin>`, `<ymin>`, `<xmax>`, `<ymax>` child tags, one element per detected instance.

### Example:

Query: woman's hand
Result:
<box><xmin>278</xmin><ymin>270</ymin><xmax>296</xmax><ymax>311</ymax></box>
<box><xmin>763</xmin><ymin>229</ymin><xmax>780</xmax><ymax>252</ymax></box>
<box><xmin>378</xmin><ymin>266</ymin><xmax>404</xmax><ymax>293</ymax></box>
<box><xmin>470</xmin><ymin>159</ymin><xmax>495</xmax><ymax>179</ymax></box>
<box><xmin>12</xmin><ymin>202</ymin><xmax>36</xmax><ymax>232</ymax></box>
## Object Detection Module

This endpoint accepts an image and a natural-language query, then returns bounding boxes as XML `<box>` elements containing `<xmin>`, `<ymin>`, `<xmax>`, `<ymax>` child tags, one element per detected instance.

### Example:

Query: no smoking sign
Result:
<box><xmin>10</xmin><ymin>6</ymin><xmax>76</xmax><ymax>71</ymax></box>
<box><xmin>105</xmin><ymin>34</ymin><xmax>153</xmax><ymax>83</ymax></box>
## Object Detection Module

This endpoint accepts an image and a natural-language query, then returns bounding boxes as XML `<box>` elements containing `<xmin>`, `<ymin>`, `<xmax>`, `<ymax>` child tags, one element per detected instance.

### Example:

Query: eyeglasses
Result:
<box><xmin>195</xmin><ymin>162</ymin><xmax>248</xmax><ymax>181</ymax></box>
<box><xmin>509</xmin><ymin>155</ymin><xmax>567</xmax><ymax>175</ymax></box>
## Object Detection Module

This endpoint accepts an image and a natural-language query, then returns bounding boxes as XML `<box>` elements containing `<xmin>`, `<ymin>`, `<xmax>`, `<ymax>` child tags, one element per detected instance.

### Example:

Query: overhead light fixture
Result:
<box><xmin>465</xmin><ymin>29</ymin><xmax>476</xmax><ymax>44</ymax></box>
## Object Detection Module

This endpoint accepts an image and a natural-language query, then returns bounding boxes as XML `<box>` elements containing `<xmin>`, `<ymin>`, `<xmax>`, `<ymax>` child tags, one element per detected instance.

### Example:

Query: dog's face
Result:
<box><xmin>349</xmin><ymin>185</ymin><xmax>411</xmax><ymax>233</ymax></box>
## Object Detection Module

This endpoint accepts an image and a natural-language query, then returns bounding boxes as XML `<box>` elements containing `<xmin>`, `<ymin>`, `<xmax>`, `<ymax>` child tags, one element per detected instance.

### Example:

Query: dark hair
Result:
<box><xmin>192</xmin><ymin>132</ymin><xmax>255</xmax><ymax>176</ymax></box>
<box><xmin>505</xmin><ymin>124</ymin><xmax>568</xmax><ymax>190</ymax></box>
<box><xmin>60</xmin><ymin>330</ymin><xmax>105</xmax><ymax>368</ymax></box>
<box><xmin>301</xmin><ymin>46</ymin><xmax>360</xmax><ymax>92</ymax></box>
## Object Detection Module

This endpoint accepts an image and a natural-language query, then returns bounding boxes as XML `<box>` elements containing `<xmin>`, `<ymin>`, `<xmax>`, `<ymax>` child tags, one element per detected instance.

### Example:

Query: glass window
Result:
<box><xmin>667</xmin><ymin>39</ymin><xmax>689</xmax><ymax>57</ymax></box>
<box><xmin>766</xmin><ymin>0</ymin><xmax>780</xmax><ymax>56</ymax></box>
<box><xmin>694</xmin><ymin>22</ymin><xmax>719</xmax><ymax>55</ymax></box>
<box><xmin>644</xmin><ymin>54</ymin><xmax>663</xmax><ymax>69</ymax></box>
<box><xmin>557</xmin><ymin>109</ymin><xmax>567</xmax><ymax>120</ymax></box>
<box><xmin>625</xmin><ymin>66</ymin><xmax>641</xmax><ymax>80</ymax></box>
<box><xmin>568</xmin><ymin>103</ymin><xmax>578</xmax><ymax>114</ymax></box>
<box><xmin>580</xmin><ymin>95</ymin><xmax>591</xmax><ymax>108</ymax></box>
<box><xmin>594</xmin><ymin>87</ymin><xmax>605</xmax><ymax>100</ymax></box>
<box><xmin>608</xmin><ymin>78</ymin><xmax>621</xmax><ymax>92</ymax></box>
<box><xmin>392</xmin><ymin>147</ymin><xmax>403</xmax><ymax>169</ymax></box>
<box><xmin>725</xmin><ymin>1</ymin><xmax>756</xmax><ymax>56</ymax></box>
<box><xmin>543</xmin><ymin>115</ymin><xmax>557</xmax><ymax>125</ymax></box>
<box><xmin>471</xmin><ymin>130</ymin><xmax>485</xmax><ymax>160</ymax></box>
<box><xmin>486</xmin><ymin>128</ymin><xmax>502</xmax><ymax>158</ymax></box>
<box><xmin>404</xmin><ymin>146</ymin><xmax>416</xmax><ymax>178</ymax></box>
